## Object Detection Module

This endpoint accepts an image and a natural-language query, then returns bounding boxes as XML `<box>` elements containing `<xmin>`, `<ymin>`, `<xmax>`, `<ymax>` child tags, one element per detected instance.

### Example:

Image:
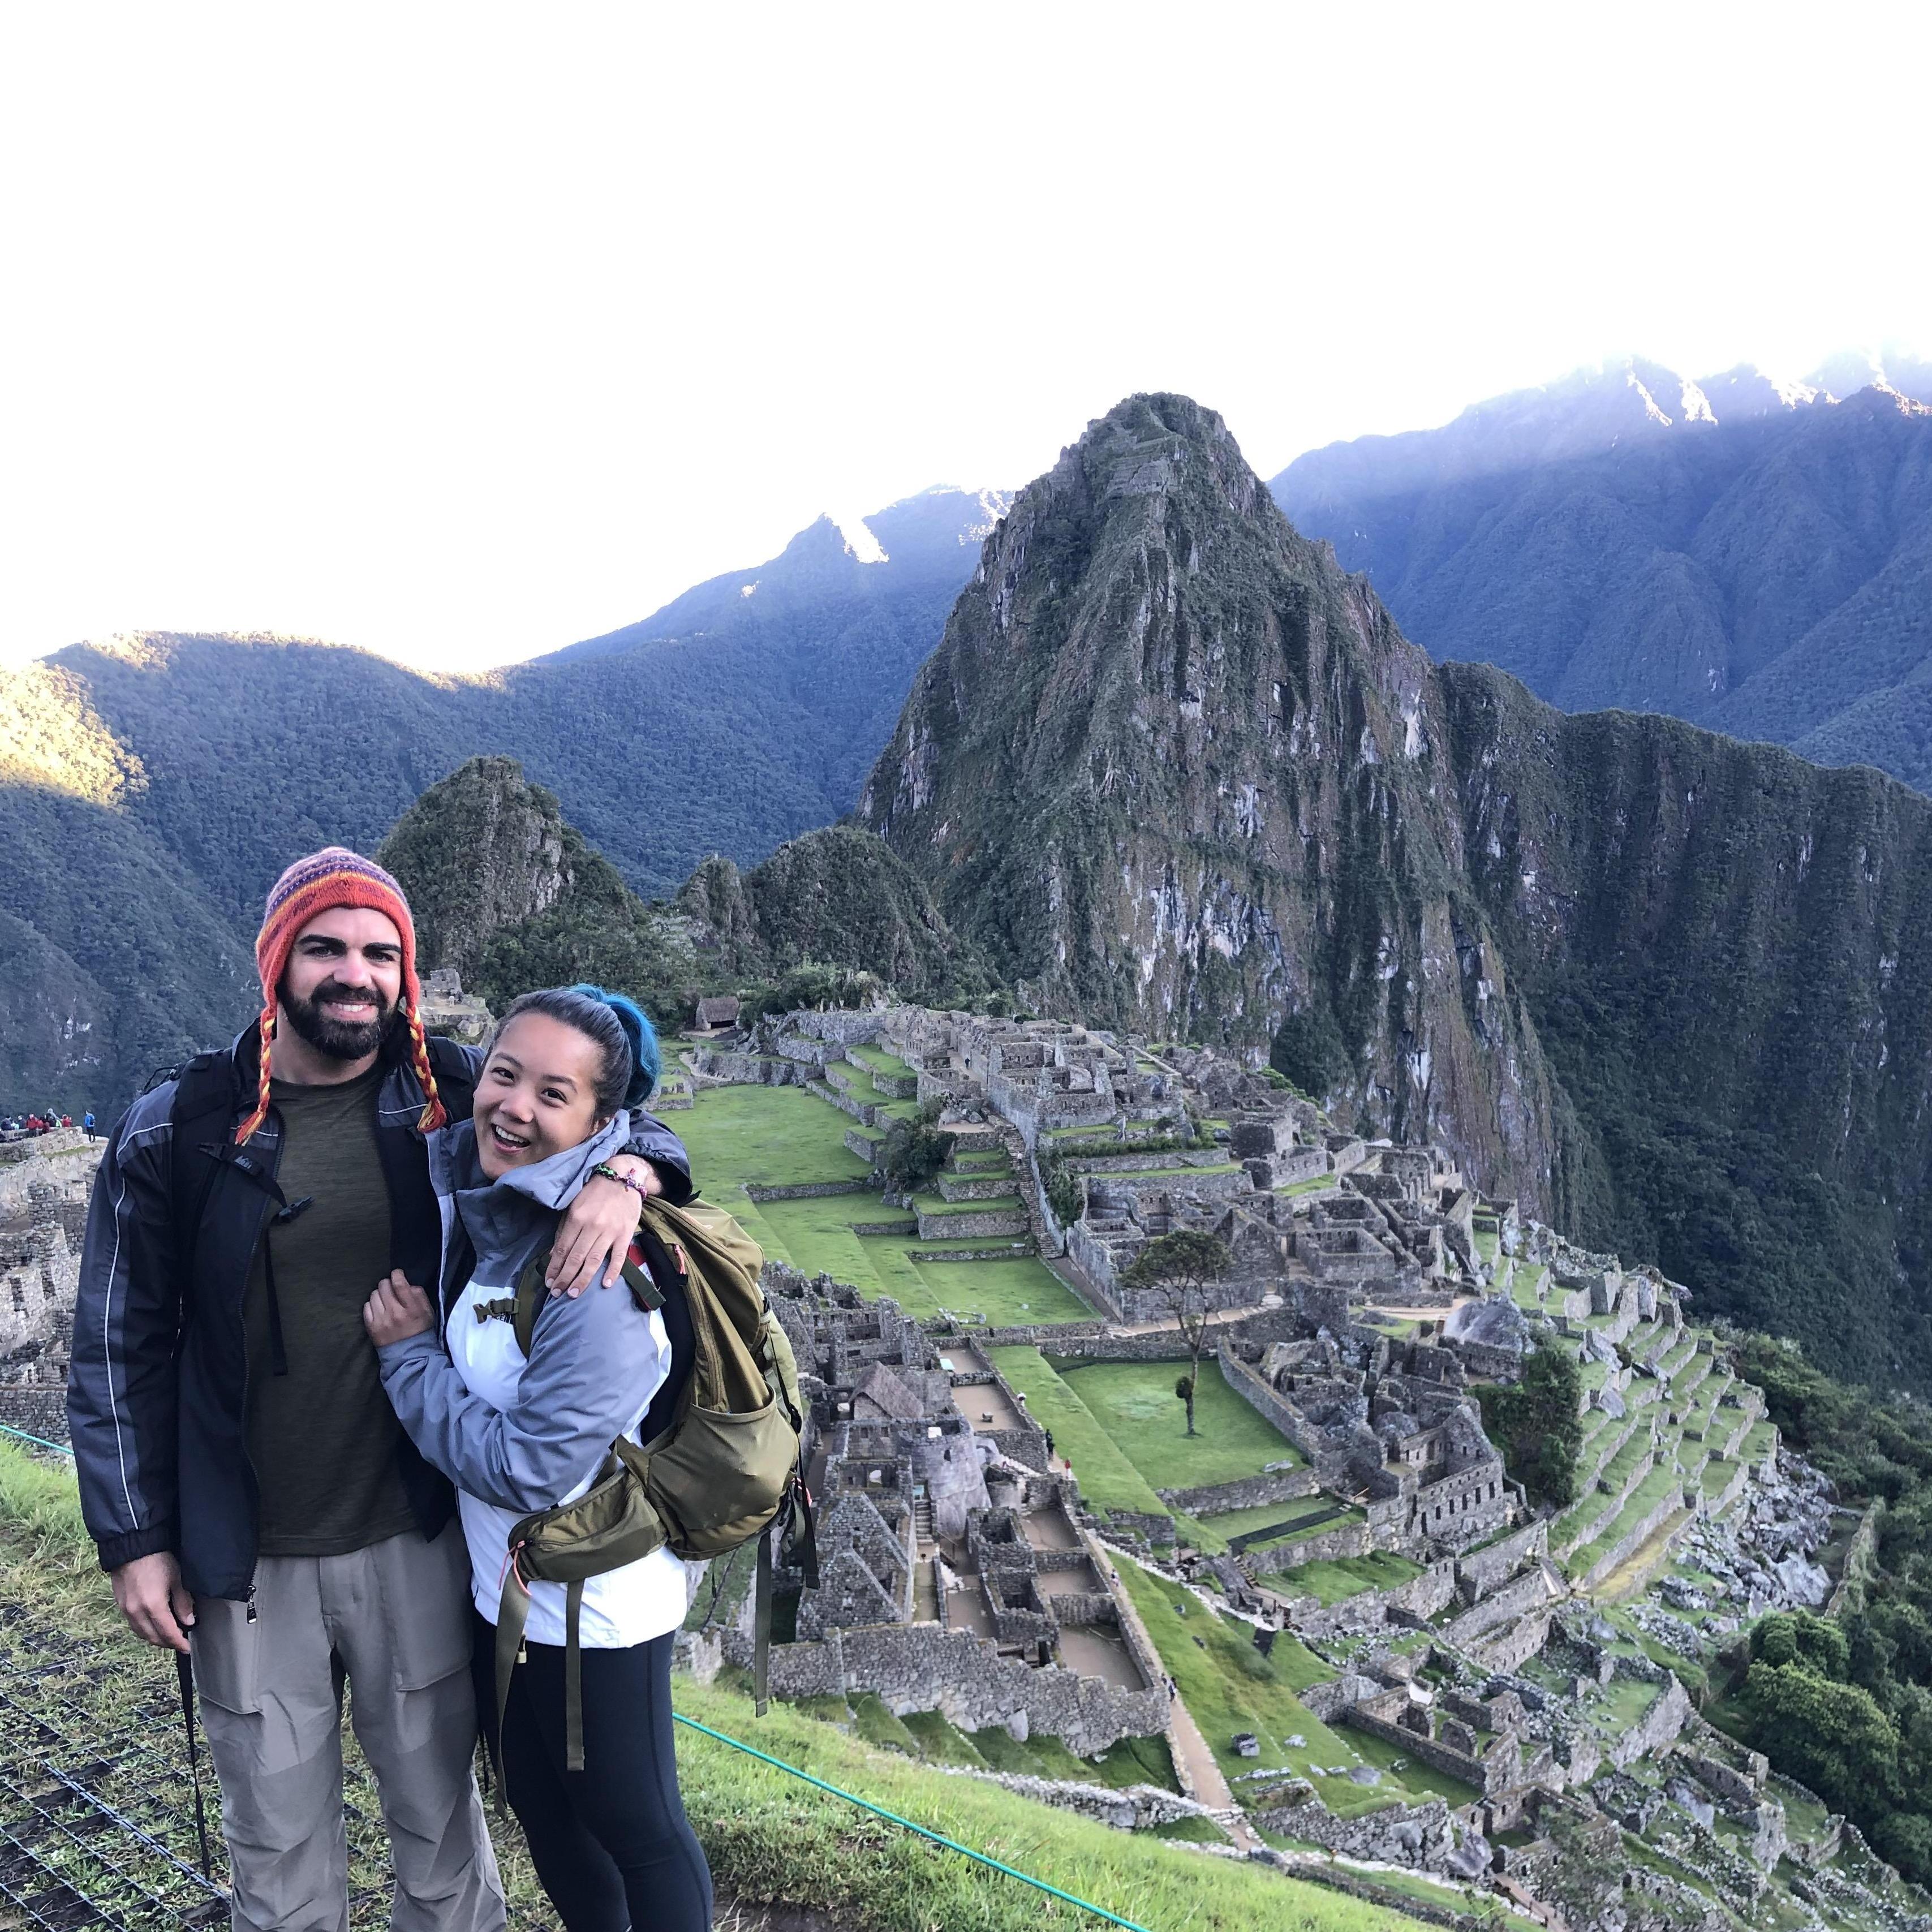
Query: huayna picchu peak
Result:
<box><xmin>863</xmin><ymin>391</ymin><xmax>1932</xmax><ymax>1391</ymax></box>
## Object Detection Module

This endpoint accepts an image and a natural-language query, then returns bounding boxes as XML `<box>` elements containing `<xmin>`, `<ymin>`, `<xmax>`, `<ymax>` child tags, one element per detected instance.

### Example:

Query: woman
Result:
<box><xmin>363</xmin><ymin>984</ymin><xmax>712</xmax><ymax>1932</ymax></box>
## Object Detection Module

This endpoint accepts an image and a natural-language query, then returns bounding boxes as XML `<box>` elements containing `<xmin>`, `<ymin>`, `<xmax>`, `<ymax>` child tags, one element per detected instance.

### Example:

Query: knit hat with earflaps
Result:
<box><xmin>235</xmin><ymin>846</ymin><xmax>446</xmax><ymax>1144</ymax></box>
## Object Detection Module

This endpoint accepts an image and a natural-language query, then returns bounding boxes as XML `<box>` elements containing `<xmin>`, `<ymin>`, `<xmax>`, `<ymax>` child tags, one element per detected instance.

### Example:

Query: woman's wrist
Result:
<box><xmin>591</xmin><ymin>1161</ymin><xmax>653</xmax><ymax>1212</ymax></box>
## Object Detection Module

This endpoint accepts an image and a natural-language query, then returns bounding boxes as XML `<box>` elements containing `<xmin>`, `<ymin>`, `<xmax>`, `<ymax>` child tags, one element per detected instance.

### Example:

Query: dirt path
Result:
<box><xmin>1165</xmin><ymin>1697</ymin><xmax>1263</xmax><ymax>1852</ymax></box>
<box><xmin>1099</xmin><ymin>1538</ymin><xmax>1262</xmax><ymax>1851</ymax></box>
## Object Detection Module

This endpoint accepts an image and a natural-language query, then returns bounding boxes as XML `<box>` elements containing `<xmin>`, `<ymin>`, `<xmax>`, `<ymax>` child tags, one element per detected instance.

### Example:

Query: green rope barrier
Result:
<box><xmin>0</xmin><ymin>1423</ymin><xmax>1153</xmax><ymax>1929</ymax></box>
<box><xmin>672</xmin><ymin>1712</ymin><xmax>1152</xmax><ymax>1932</ymax></box>
<box><xmin>0</xmin><ymin>1419</ymin><xmax>73</xmax><ymax>1457</ymax></box>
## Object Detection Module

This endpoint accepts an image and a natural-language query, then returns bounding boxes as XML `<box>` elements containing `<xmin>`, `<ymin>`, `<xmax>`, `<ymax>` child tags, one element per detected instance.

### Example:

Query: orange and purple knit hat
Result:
<box><xmin>234</xmin><ymin>846</ymin><xmax>446</xmax><ymax>1144</ymax></box>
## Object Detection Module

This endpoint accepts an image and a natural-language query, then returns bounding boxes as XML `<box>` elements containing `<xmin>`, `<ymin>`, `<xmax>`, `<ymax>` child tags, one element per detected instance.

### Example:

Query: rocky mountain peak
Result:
<box><xmin>376</xmin><ymin>755</ymin><xmax>575</xmax><ymax>981</ymax></box>
<box><xmin>860</xmin><ymin>391</ymin><xmax>1560</xmax><ymax>1202</ymax></box>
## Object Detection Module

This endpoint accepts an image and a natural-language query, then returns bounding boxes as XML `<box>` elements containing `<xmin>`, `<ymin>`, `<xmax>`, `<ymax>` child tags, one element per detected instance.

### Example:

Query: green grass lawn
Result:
<box><xmin>1052</xmin><ymin>1359</ymin><xmax>1303</xmax><ymax>1491</ymax></box>
<box><xmin>988</xmin><ymin>1348</ymin><xmax>1214</xmax><ymax>1548</ymax></box>
<box><xmin>682</xmin><ymin>1085</ymin><xmax>1087</xmax><ymax>1324</ymax></box>
<box><xmin>681</xmin><ymin>1082</ymin><xmax>873</xmax><ymax>1189</ymax></box>
<box><xmin>1204</xmin><ymin>1501</ymin><xmax>1364</xmax><ymax>1548</ymax></box>
<box><xmin>747</xmin><ymin>1198</ymin><xmax>1086</xmax><ymax>1325</ymax></box>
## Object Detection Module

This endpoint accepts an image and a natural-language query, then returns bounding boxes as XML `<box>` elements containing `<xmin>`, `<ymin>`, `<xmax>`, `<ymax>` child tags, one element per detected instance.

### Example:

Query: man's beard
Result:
<box><xmin>278</xmin><ymin>976</ymin><xmax>402</xmax><ymax>1061</ymax></box>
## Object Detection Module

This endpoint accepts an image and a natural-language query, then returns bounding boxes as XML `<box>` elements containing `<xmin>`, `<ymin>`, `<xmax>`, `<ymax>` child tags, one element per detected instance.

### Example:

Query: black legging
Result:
<box><xmin>471</xmin><ymin>1613</ymin><xmax>712</xmax><ymax>1931</ymax></box>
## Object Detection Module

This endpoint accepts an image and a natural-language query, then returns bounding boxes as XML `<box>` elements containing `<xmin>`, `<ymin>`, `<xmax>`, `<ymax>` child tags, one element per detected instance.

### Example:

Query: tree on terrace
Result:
<box><xmin>1121</xmin><ymin>1230</ymin><xmax>1233</xmax><ymax>1438</ymax></box>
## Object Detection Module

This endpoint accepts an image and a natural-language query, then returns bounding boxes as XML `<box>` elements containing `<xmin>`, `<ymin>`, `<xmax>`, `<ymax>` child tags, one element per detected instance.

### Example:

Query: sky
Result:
<box><xmin>2</xmin><ymin>3</ymin><xmax>1927</xmax><ymax>674</ymax></box>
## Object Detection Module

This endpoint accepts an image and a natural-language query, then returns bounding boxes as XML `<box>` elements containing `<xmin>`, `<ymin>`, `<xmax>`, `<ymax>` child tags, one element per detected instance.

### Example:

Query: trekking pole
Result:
<box><xmin>175</xmin><ymin>1648</ymin><xmax>215</xmax><ymax>1878</ymax></box>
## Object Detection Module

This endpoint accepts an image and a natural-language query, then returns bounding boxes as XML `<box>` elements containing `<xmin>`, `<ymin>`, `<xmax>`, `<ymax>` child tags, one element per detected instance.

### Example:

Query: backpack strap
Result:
<box><xmin>511</xmin><ymin>1241</ymin><xmax>665</xmax><ymax>1359</ymax></box>
<box><xmin>167</xmin><ymin>1049</ymin><xmax>242</xmax><ymax>1283</ymax></box>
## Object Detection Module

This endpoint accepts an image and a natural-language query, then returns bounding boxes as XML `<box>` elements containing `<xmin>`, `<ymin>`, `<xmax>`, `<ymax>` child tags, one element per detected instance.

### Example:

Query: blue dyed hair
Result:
<box><xmin>491</xmin><ymin>983</ymin><xmax>661</xmax><ymax>1120</ymax></box>
<box><xmin>569</xmin><ymin>982</ymin><xmax>660</xmax><ymax>1108</ymax></box>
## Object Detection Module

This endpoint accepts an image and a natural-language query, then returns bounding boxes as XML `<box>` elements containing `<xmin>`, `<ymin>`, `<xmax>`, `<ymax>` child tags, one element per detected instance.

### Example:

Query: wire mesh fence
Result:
<box><xmin>0</xmin><ymin>1604</ymin><xmax>550</xmax><ymax>1931</ymax></box>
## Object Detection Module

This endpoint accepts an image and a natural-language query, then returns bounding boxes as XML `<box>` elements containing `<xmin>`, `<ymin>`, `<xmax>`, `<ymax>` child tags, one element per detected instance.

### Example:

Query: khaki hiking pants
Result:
<box><xmin>190</xmin><ymin>1523</ymin><xmax>505</xmax><ymax>1932</ymax></box>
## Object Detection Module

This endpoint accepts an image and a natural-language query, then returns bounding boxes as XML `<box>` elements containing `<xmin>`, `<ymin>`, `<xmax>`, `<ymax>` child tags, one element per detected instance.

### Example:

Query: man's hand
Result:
<box><xmin>363</xmin><ymin>1270</ymin><xmax>435</xmax><ymax>1346</ymax></box>
<box><xmin>548</xmin><ymin>1155</ymin><xmax>660</xmax><ymax>1298</ymax></box>
<box><xmin>113</xmin><ymin>1551</ymin><xmax>195</xmax><ymax>1653</ymax></box>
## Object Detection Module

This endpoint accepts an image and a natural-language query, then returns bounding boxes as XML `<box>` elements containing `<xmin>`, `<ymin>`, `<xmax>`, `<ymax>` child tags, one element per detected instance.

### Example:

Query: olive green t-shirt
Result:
<box><xmin>244</xmin><ymin>1064</ymin><xmax>418</xmax><ymax>1556</ymax></box>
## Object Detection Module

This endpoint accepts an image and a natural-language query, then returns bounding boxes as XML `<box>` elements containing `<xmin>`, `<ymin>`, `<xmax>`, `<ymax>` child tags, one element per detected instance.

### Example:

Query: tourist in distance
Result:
<box><xmin>363</xmin><ymin>986</ymin><xmax>713</xmax><ymax>1932</ymax></box>
<box><xmin>66</xmin><ymin>849</ymin><xmax>692</xmax><ymax>1932</ymax></box>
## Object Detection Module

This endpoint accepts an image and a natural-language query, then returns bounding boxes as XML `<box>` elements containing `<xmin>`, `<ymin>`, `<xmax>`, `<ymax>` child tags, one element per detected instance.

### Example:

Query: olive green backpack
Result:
<box><xmin>490</xmin><ymin>1194</ymin><xmax>815</xmax><ymax>1791</ymax></box>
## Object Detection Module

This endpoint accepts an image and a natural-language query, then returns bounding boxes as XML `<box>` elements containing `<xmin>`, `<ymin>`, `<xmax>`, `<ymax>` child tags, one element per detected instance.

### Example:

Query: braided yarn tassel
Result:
<box><xmin>234</xmin><ymin>1006</ymin><xmax>278</xmax><ymax>1144</ymax></box>
<box><xmin>406</xmin><ymin>1006</ymin><xmax>447</xmax><ymax>1133</ymax></box>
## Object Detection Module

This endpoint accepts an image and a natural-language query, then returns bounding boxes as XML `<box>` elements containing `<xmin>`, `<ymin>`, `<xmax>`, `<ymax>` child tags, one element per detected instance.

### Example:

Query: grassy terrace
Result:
<box><xmin>1052</xmin><ymin>1358</ymin><xmax>1304</xmax><ymax>1491</ymax></box>
<box><xmin>1208</xmin><ymin>1500</ymin><xmax>1365</xmax><ymax>1548</ymax></box>
<box><xmin>680</xmin><ymin>1083</ymin><xmax>1088</xmax><ymax>1325</ymax></box>
<box><xmin>1103</xmin><ymin>1162</ymin><xmax>1243</xmax><ymax>1183</ymax></box>
<box><xmin>989</xmin><ymin>1346</ymin><xmax>1178</xmax><ymax>1527</ymax></box>
<box><xmin>844</xmin><ymin>1042</ymin><xmax>916</xmax><ymax>1081</ymax></box>
<box><xmin>1506</xmin><ymin>1263</ymin><xmax>1548</xmax><ymax>1310</ymax></box>
<box><xmin>1266</xmin><ymin>1551</ymin><xmax>1426</xmax><ymax>1607</ymax></box>
<box><xmin>1569</xmin><ymin>1464</ymin><xmax>1685</xmax><ymax>1580</ymax></box>
<box><xmin>911</xmin><ymin>1190</ymin><xmax>1026</xmax><ymax>1216</ymax></box>
<box><xmin>0</xmin><ymin>1443</ymin><xmax>1422</xmax><ymax>1932</ymax></box>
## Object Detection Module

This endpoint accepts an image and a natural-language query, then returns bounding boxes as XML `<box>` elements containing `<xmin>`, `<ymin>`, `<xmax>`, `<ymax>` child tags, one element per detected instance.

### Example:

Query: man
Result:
<box><xmin>67</xmin><ymin>847</ymin><xmax>691</xmax><ymax>1932</ymax></box>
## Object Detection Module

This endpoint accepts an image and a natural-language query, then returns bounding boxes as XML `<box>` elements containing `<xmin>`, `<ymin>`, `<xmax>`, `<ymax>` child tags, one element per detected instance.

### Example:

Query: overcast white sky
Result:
<box><xmin>2</xmin><ymin>3</ymin><xmax>1927</xmax><ymax>673</ymax></box>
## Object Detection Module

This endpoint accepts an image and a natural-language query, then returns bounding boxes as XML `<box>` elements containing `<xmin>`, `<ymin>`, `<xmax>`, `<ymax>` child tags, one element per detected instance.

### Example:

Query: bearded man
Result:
<box><xmin>67</xmin><ymin>849</ymin><xmax>692</xmax><ymax>1932</ymax></box>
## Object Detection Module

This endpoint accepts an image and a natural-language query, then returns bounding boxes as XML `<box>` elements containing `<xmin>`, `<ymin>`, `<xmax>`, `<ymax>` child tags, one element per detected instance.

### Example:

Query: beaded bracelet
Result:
<box><xmin>591</xmin><ymin>1161</ymin><xmax>653</xmax><ymax>1208</ymax></box>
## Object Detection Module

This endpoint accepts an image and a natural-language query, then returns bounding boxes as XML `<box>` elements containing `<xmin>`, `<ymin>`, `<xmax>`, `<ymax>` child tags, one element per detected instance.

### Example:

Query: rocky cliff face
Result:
<box><xmin>376</xmin><ymin>755</ymin><xmax>574</xmax><ymax>981</ymax></box>
<box><xmin>377</xmin><ymin>756</ymin><xmax>690</xmax><ymax>1023</ymax></box>
<box><xmin>860</xmin><ymin>394</ymin><xmax>1932</xmax><ymax>1385</ymax></box>
<box><xmin>859</xmin><ymin>394</ymin><xmax>1566</xmax><ymax>1207</ymax></box>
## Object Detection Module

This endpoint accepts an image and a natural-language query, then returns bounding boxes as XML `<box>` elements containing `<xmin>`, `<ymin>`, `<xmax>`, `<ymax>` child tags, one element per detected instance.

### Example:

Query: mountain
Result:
<box><xmin>678</xmin><ymin>827</ymin><xmax>989</xmax><ymax>1006</ymax></box>
<box><xmin>0</xmin><ymin>488</ymin><xmax>1000</xmax><ymax>1108</ymax></box>
<box><xmin>376</xmin><ymin>756</ymin><xmax>690</xmax><ymax>1022</ymax></box>
<box><xmin>0</xmin><ymin>661</ymin><xmax>255</xmax><ymax>1108</ymax></box>
<box><xmin>378</xmin><ymin>758</ymin><xmax>986</xmax><ymax>1023</ymax></box>
<box><xmin>1270</xmin><ymin>356</ymin><xmax>1932</xmax><ymax>780</ymax></box>
<box><xmin>863</xmin><ymin>391</ymin><xmax>1932</xmax><ymax>1389</ymax></box>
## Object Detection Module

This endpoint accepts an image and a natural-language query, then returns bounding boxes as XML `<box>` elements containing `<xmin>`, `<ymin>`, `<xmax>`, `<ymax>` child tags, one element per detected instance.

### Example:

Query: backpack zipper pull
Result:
<box><xmin>246</xmin><ymin>1581</ymin><xmax>258</xmax><ymax>1625</ymax></box>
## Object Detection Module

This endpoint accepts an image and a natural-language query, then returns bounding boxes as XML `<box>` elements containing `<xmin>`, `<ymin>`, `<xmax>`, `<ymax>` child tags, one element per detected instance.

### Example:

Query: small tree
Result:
<box><xmin>1122</xmin><ymin>1230</ymin><xmax>1233</xmax><ymax>1438</ymax></box>
<box><xmin>1475</xmin><ymin>1345</ymin><xmax>1584</xmax><ymax>1507</ymax></box>
<box><xmin>879</xmin><ymin>1100</ymin><xmax>954</xmax><ymax>1195</ymax></box>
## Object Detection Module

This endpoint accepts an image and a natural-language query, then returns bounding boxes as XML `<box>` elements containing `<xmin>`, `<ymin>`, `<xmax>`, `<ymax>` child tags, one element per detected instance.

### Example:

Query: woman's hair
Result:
<box><xmin>488</xmin><ymin>983</ymin><xmax>661</xmax><ymax>1120</ymax></box>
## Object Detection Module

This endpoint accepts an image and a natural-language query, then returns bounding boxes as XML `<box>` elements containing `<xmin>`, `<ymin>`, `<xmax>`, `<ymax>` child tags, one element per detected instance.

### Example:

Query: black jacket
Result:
<box><xmin>65</xmin><ymin>1027</ymin><xmax>692</xmax><ymax>1599</ymax></box>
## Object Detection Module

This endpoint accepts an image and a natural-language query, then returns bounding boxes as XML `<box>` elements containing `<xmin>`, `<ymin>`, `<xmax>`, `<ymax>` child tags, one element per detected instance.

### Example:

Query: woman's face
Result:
<box><xmin>474</xmin><ymin>1012</ymin><xmax>609</xmax><ymax>1178</ymax></box>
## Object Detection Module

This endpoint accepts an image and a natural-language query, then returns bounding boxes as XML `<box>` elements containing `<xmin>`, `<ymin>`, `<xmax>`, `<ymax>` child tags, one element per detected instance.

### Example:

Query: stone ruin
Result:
<box><xmin>0</xmin><ymin>1181</ymin><xmax>82</xmax><ymax>1445</ymax></box>
<box><xmin>693</xmin><ymin>1263</ymin><xmax>1172</xmax><ymax>1757</ymax></box>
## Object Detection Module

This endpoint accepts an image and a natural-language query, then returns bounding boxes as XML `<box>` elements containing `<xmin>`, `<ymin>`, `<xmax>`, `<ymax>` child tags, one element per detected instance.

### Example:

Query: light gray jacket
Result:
<box><xmin>376</xmin><ymin>1112</ymin><xmax>669</xmax><ymax>1514</ymax></box>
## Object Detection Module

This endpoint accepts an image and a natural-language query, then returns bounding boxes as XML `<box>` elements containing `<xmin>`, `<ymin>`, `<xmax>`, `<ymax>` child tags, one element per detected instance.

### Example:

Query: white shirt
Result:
<box><xmin>447</xmin><ymin>1275</ymin><xmax>690</xmax><ymax>1647</ymax></box>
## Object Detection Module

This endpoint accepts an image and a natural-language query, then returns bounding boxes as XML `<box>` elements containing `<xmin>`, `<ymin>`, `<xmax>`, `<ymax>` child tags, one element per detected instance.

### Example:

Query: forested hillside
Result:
<box><xmin>1272</xmin><ymin>358</ymin><xmax>1932</xmax><ymax>787</ymax></box>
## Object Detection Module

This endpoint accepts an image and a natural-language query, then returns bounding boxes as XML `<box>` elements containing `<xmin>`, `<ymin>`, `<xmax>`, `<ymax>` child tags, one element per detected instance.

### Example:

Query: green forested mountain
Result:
<box><xmin>678</xmin><ymin>826</ymin><xmax>991</xmax><ymax>1006</ymax></box>
<box><xmin>1271</xmin><ymin>358</ymin><xmax>1932</xmax><ymax>785</ymax></box>
<box><xmin>863</xmin><ymin>391</ymin><xmax>1932</xmax><ymax>1389</ymax></box>
<box><xmin>0</xmin><ymin>491</ymin><xmax>998</xmax><ymax>1108</ymax></box>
